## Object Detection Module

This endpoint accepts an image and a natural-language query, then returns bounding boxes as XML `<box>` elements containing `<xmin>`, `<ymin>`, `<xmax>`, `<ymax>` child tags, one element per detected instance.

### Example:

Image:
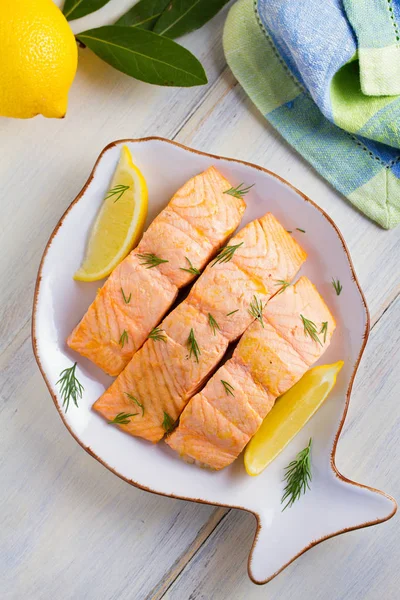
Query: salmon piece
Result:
<box><xmin>199</xmin><ymin>362</ymin><xmax>265</xmax><ymax>437</ymax></box>
<box><xmin>165</xmin><ymin>417</ymin><xmax>240</xmax><ymax>470</ymax></box>
<box><xmin>168</xmin><ymin>166</ymin><xmax>244</xmax><ymax>247</ymax></box>
<box><xmin>172</xmin><ymin>393</ymin><xmax>249</xmax><ymax>458</ymax></box>
<box><xmin>67</xmin><ymin>254</ymin><xmax>177</xmax><ymax>376</ymax></box>
<box><xmin>93</xmin><ymin>214</ymin><xmax>306</xmax><ymax>441</ymax></box>
<box><xmin>189</xmin><ymin>260</ymin><xmax>268</xmax><ymax>342</ymax></box>
<box><xmin>263</xmin><ymin>276</ymin><xmax>336</xmax><ymax>365</ymax></box>
<box><xmin>221</xmin><ymin>359</ymin><xmax>276</xmax><ymax>419</ymax></box>
<box><xmin>162</xmin><ymin>300</ymin><xmax>227</xmax><ymax>350</ymax></box>
<box><xmin>231</xmin><ymin>215</ymin><xmax>307</xmax><ymax>296</ymax></box>
<box><xmin>167</xmin><ymin>360</ymin><xmax>277</xmax><ymax>469</ymax></box>
<box><xmin>166</xmin><ymin>276</ymin><xmax>336</xmax><ymax>469</ymax></box>
<box><xmin>137</xmin><ymin>208</ymin><xmax>213</xmax><ymax>288</ymax></box>
<box><xmin>93</xmin><ymin>304</ymin><xmax>228</xmax><ymax>441</ymax></box>
<box><xmin>68</xmin><ymin>167</ymin><xmax>245</xmax><ymax>376</ymax></box>
<box><xmin>189</xmin><ymin>213</ymin><xmax>308</xmax><ymax>341</ymax></box>
<box><xmin>235</xmin><ymin>323</ymin><xmax>309</xmax><ymax>397</ymax></box>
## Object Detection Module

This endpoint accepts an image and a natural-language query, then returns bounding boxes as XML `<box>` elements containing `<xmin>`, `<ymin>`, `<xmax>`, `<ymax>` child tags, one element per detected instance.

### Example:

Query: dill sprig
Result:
<box><xmin>180</xmin><ymin>257</ymin><xmax>200</xmax><ymax>276</ymax></box>
<box><xmin>221</xmin><ymin>380</ymin><xmax>235</xmax><ymax>396</ymax></box>
<box><xmin>109</xmin><ymin>412</ymin><xmax>138</xmax><ymax>425</ymax></box>
<box><xmin>332</xmin><ymin>278</ymin><xmax>342</xmax><ymax>296</ymax></box>
<box><xmin>211</xmin><ymin>242</ymin><xmax>243</xmax><ymax>267</ymax></box>
<box><xmin>296</xmin><ymin>228</ymin><xmax>306</xmax><ymax>233</ymax></box>
<box><xmin>125</xmin><ymin>393</ymin><xmax>144</xmax><ymax>417</ymax></box>
<box><xmin>162</xmin><ymin>411</ymin><xmax>175</xmax><ymax>433</ymax></box>
<box><xmin>105</xmin><ymin>184</ymin><xmax>130</xmax><ymax>203</ymax></box>
<box><xmin>300</xmin><ymin>314</ymin><xmax>322</xmax><ymax>346</ymax></box>
<box><xmin>226</xmin><ymin>309</ymin><xmax>239</xmax><ymax>316</ymax></box>
<box><xmin>56</xmin><ymin>362</ymin><xmax>84</xmax><ymax>412</ymax></box>
<box><xmin>281</xmin><ymin>438</ymin><xmax>312</xmax><ymax>510</ymax></box>
<box><xmin>223</xmin><ymin>183</ymin><xmax>254</xmax><ymax>199</ymax></box>
<box><xmin>187</xmin><ymin>328</ymin><xmax>200</xmax><ymax>362</ymax></box>
<box><xmin>121</xmin><ymin>287</ymin><xmax>132</xmax><ymax>304</ymax></box>
<box><xmin>275</xmin><ymin>280</ymin><xmax>290</xmax><ymax>294</ymax></box>
<box><xmin>208</xmin><ymin>313</ymin><xmax>220</xmax><ymax>335</ymax></box>
<box><xmin>119</xmin><ymin>329</ymin><xmax>128</xmax><ymax>348</ymax></box>
<box><xmin>320</xmin><ymin>321</ymin><xmax>328</xmax><ymax>343</ymax></box>
<box><xmin>248</xmin><ymin>295</ymin><xmax>265</xmax><ymax>328</ymax></box>
<box><xmin>137</xmin><ymin>253</ymin><xmax>169</xmax><ymax>269</ymax></box>
<box><xmin>148</xmin><ymin>327</ymin><xmax>167</xmax><ymax>342</ymax></box>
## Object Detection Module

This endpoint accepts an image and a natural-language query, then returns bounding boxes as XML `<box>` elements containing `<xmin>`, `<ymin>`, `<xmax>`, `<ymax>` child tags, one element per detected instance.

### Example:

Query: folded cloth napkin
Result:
<box><xmin>223</xmin><ymin>0</ymin><xmax>400</xmax><ymax>228</ymax></box>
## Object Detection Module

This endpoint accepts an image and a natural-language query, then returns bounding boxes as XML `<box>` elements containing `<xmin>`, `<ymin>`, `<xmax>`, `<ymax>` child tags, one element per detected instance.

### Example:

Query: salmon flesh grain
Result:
<box><xmin>67</xmin><ymin>167</ymin><xmax>245</xmax><ymax>376</ymax></box>
<box><xmin>93</xmin><ymin>213</ymin><xmax>307</xmax><ymax>441</ymax></box>
<box><xmin>166</xmin><ymin>276</ymin><xmax>336</xmax><ymax>469</ymax></box>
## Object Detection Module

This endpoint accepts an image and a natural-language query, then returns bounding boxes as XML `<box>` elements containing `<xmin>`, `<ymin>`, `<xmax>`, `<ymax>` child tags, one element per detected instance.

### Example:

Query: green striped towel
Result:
<box><xmin>223</xmin><ymin>0</ymin><xmax>400</xmax><ymax>228</ymax></box>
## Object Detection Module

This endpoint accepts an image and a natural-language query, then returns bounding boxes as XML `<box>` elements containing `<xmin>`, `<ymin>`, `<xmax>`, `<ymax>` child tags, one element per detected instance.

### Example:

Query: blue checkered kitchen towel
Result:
<box><xmin>224</xmin><ymin>0</ymin><xmax>400</xmax><ymax>228</ymax></box>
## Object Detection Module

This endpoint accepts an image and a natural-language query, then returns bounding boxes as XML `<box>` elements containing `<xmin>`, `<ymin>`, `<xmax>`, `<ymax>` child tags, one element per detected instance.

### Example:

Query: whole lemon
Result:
<box><xmin>0</xmin><ymin>0</ymin><xmax>78</xmax><ymax>119</ymax></box>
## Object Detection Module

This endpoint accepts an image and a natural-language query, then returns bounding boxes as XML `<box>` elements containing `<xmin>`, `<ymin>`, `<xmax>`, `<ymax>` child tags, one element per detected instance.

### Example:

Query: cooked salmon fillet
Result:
<box><xmin>189</xmin><ymin>215</ymin><xmax>307</xmax><ymax>340</ymax></box>
<box><xmin>166</xmin><ymin>276</ymin><xmax>336</xmax><ymax>469</ymax></box>
<box><xmin>68</xmin><ymin>167</ymin><xmax>245</xmax><ymax>376</ymax></box>
<box><xmin>93</xmin><ymin>213</ymin><xmax>307</xmax><ymax>441</ymax></box>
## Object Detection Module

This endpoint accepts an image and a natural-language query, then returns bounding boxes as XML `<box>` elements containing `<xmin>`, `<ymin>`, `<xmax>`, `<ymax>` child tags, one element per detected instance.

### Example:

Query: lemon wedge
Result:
<box><xmin>74</xmin><ymin>146</ymin><xmax>148</xmax><ymax>281</ymax></box>
<box><xmin>244</xmin><ymin>361</ymin><xmax>344</xmax><ymax>476</ymax></box>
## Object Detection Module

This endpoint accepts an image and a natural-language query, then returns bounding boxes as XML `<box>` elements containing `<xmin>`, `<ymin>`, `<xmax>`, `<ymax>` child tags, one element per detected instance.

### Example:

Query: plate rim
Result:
<box><xmin>31</xmin><ymin>137</ymin><xmax>397</xmax><ymax>585</ymax></box>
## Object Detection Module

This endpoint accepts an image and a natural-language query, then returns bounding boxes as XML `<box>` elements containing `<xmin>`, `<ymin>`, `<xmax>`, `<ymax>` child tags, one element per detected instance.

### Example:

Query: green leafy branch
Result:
<box><xmin>64</xmin><ymin>0</ymin><xmax>230</xmax><ymax>87</ymax></box>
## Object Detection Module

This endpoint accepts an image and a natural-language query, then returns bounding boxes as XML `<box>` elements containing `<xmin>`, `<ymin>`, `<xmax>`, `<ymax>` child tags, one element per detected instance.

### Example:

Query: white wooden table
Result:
<box><xmin>1</xmin><ymin>2</ymin><xmax>399</xmax><ymax>598</ymax></box>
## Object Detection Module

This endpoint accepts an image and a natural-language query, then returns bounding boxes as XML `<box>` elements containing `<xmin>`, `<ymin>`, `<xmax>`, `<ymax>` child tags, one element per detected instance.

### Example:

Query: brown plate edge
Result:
<box><xmin>31</xmin><ymin>137</ymin><xmax>397</xmax><ymax>586</ymax></box>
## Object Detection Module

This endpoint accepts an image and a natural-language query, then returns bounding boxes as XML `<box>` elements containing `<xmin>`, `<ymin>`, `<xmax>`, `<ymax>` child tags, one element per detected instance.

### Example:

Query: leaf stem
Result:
<box><xmin>119</xmin><ymin>329</ymin><xmax>128</xmax><ymax>347</ymax></box>
<box><xmin>221</xmin><ymin>380</ymin><xmax>235</xmax><ymax>396</ymax></box>
<box><xmin>208</xmin><ymin>313</ymin><xmax>220</xmax><ymax>335</ymax></box>
<box><xmin>137</xmin><ymin>253</ymin><xmax>169</xmax><ymax>269</ymax></box>
<box><xmin>332</xmin><ymin>278</ymin><xmax>343</xmax><ymax>296</ymax></box>
<box><xmin>180</xmin><ymin>256</ymin><xmax>200</xmax><ymax>275</ymax></box>
<box><xmin>56</xmin><ymin>362</ymin><xmax>84</xmax><ymax>412</ymax></box>
<box><xmin>121</xmin><ymin>287</ymin><xmax>132</xmax><ymax>304</ymax></box>
<box><xmin>126</xmin><ymin>393</ymin><xmax>144</xmax><ymax>416</ymax></box>
<box><xmin>148</xmin><ymin>327</ymin><xmax>167</xmax><ymax>342</ymax></box>
<box><xmin>248</xmin><ymin>296</ymin><xmax>265</xmax><ymax>328</ymax></box>
<box><xmin>162</xmin><ymin>411</ymin><xmax>175</xmax><ymax>433</ymax></box>
<box><xmin>300</xmin><ymin>315</ymin><xmax>322</xmax><ymax>346</ymax></box>
<box><xmin>223</xmin><ymin>183</ymin><xmax>254</xmax><ymax>199</ymax></box>
<box><xmin>281</xmin><ymin>438</ymin><xmax>312</xmax><ymax>510</ymax></box>
<box><xmin>187</xmin><ymin>328</ymin><xmax>200</xmax><ymax>362</ymax></box>
<box><xmin>211</xmin><ymin>242</ymin><xmax>243</xmax><ymax>267</ymax></box>
<box><xmin>109</xmin><ymin>412</ymin><xmax>138</xmax><ymax>425</ymax></box>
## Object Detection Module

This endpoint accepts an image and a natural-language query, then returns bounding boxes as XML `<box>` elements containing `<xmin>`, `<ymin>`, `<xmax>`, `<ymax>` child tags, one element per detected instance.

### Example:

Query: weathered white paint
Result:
<box><xmin>1</xmin><ymin>4</ymin><xmax>399</xmax><ymax>599</ymax></box>
<box><xmin>164</xmin><ymin>297</ymin><xmax>400</xmax><ymax>600</ymax></box>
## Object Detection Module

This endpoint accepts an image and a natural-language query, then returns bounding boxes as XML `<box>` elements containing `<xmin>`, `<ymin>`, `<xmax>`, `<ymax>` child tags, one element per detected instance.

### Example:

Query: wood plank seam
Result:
<box><xmin>371</xmin><ymin>288</ymin><xmax>400</xmax><ymax>330</ymax></box>
<box><xmin>170</xmin><ymin>67</ymin><xmax>233</xmax><ymax>143</ymax></box>
<box><xmin>175</xmin><ymin>68</ymin><xmax>238</xmax><ymax>141</ymax></box>
<box><xmin>146</xmin><ymin>508</ymin><xmax>229</xmax><ymax>600</ymax></box>
<box><xmin>152</xmin><ymin>293</ymin><xmax>399</xmax><ymax>598</ymax></box>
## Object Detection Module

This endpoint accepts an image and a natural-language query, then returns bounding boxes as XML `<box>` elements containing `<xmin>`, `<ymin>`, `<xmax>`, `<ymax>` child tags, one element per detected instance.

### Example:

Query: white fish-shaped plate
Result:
<box><xmin>32</xmin><ymin>138</ymin><xmax>396</xmax><ymax>584</ymax></box>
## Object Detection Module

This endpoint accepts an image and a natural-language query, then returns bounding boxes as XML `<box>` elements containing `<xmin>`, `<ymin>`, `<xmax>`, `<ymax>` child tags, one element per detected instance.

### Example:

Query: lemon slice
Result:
<box><xmin>244</xmin><ymin>361</ymin><xmax>344</xmax><ymax>476</ymax></box>
<box><xmin>74</xmin><ymin>146</ymin><xmax>148</xmax><ymax>281</ymax></box>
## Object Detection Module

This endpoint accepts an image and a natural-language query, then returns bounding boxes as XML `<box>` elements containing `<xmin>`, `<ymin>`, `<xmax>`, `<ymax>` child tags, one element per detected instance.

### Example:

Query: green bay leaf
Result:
<box><xmin>153</xmin><ymin>0</ymin><xmax>230</xmax><ymax>39</ymax></box>
<box><xmin>63</xmin><ymin>0</ymin><xmax>111</xmax><ymax>21</ymax></box>
<box><xmin>115</xmin><ymin>0</ymin><xmax>171</xmax><ymax>30</ymax></box>
<box><xmin>77</xmin><ymin>26</ymin><xmax>207</xmax><ymax>87</ymax></box>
